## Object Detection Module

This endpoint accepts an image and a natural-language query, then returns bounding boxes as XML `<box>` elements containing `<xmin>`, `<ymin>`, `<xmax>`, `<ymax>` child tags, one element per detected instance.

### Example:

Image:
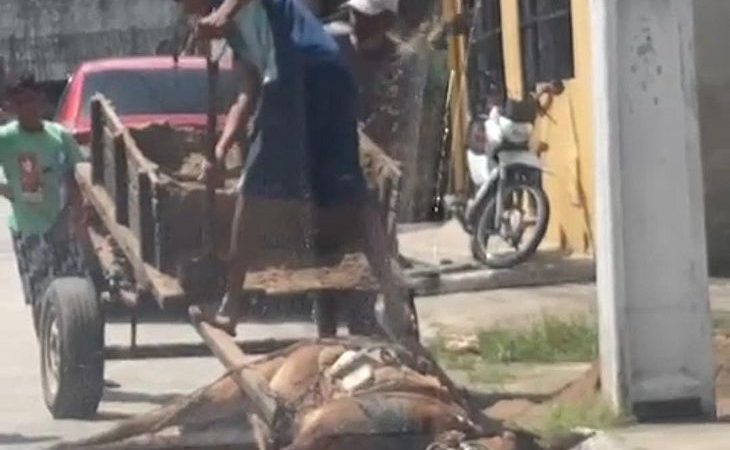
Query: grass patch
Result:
<box><xmin>713</xmin><ymin>311</ymin><xmax>730</xmax><ymax>333</ymax></box>
<box><xmin>540</xmin><ymin>394</ymin><xmax>632</xmax><ymax>441</ymax></box>
<box><xmin>430</xmin><ymin>316</ymin><xmax>597</xmax><ymax>386</ymax></box>
<box><xmin>476</xmin><ymin>316</ymin><xmax>598</xmax><ymax>364</ymax></box>
<box><xmin>430</xmin><ymin>339</ymin><xmax>514</xmax><ymax>385</ymax></box>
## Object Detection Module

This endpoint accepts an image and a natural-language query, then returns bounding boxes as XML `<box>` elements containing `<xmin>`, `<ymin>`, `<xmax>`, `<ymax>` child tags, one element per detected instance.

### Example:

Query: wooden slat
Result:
<box><xmin>90</xmin><ymin>99</ymin><xmax>104</xmax><ymax>184</ymax></box>
<box><xmin>102</xmin><ymin>128</ymin><xmax>118</xmax><ymax>214</ymax></box>
<box><xmin>104</xmin><ymin>338</ymin><xmax>299</xmax><ymax>360</ymax></box>
<box><xmin>244</xmin><ymin>253</ymin><xmax>378</xmax><ymax>294</ymax></box>
<box><xmin>138</xmin><ymin>173</ymin><xmax>155</xmax><ymax>264</ymax></box>
<box><xmin>76</xmin><ymin>163</ymin><xmax>186</xmax><ymax>304</ymax></box>
<box><xmin>94</xmin><ymin>94</ymin><xmax>161</xmax><ymax>185</ymax></box>
<box><xmin>114</xmin><ymin>134</ymin><xmax>129</xmax><ymax>225</ymax></box>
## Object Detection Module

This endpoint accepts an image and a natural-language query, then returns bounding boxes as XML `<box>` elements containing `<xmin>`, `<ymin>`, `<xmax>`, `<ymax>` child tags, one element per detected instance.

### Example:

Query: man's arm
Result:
<box><xmin>198</xmin><ymin>0</ymin><xmax>252</xmax><ymax>38</ymax></box>
<box><xmin>0</xmin><ymin>133</ymin><xmax>10</xmax><ymax>202</ymax></box>
<box><xmin>217</xmin><ymin>60</ymin><xmax>262</xmax><ymax>163</ymax></box>
<box><xmin>202</xmin><ymin>59</ymin><xmax>262</xmax><ymax>186</ymax></box>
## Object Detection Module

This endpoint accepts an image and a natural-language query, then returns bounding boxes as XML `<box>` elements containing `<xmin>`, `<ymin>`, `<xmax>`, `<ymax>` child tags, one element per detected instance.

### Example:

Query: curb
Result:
<box><xmin>406</xmin><ymin>258</ymin><xmax>596</xmax><ymax>296</ymax></box>
<box><xmin>572</xmin><ymin>432</ymin><xmax>634</xmax><ymax>450</ymax></box>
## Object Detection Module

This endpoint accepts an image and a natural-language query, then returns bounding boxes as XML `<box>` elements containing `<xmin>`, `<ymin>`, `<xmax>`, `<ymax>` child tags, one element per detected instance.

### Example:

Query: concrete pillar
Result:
<box><xmin>590</xmin><ymin>0</ymin><xmax>716</xmax><ymax>419</ymax></box>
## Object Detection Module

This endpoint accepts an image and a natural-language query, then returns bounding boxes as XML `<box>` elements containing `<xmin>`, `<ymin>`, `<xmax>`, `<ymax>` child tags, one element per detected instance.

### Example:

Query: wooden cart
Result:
<box><xmin>37</xmin><ymin>95</ymin><xmax>418</xmax><ymax>419</ymax></box>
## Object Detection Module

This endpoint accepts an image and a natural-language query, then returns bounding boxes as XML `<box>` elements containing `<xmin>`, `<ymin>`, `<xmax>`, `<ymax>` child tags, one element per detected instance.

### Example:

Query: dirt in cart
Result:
<box><xmin>129</xmin><ymin>123</ymin><xmax>242</xmax><ymax>184</ymax></box>
<box><xmin>124</xmin><ymin>122</ymin><xmax>402</xmax><ymax>276</ymax></box>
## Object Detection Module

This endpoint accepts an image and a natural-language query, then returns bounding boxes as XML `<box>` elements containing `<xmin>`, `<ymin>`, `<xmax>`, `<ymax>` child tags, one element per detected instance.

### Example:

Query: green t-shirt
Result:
<box><xmin>0</xmin><ymin>121</ymin><xmax>84</xmax><ymax>235</ymax></box>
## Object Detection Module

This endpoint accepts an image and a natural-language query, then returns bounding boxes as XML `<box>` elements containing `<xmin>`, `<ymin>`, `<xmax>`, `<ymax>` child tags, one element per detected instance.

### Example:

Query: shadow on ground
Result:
<box><xmin>0</xmin><ymin>433</ymin><xmax>58</xmax><ymax>445</ymax></box>
<box><xmin>103</xmin><ymin>389</ymin><xmax>182</xmax><ymax>406</ymax></box>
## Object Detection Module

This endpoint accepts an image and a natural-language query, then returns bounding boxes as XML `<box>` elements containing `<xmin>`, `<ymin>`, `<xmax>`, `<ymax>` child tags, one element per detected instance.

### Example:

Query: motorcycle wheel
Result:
<box><xmin>471</xmin><ymin>182</ymin><xmax>550</xmax><ymax>269</ymax></box>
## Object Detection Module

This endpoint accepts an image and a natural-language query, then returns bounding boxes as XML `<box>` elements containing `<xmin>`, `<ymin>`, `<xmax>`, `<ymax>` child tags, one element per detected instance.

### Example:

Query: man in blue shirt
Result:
<box><xmin>179</xmin><ymin>0</ymin><xmax>399</xmax><ymax>335</ymax></box>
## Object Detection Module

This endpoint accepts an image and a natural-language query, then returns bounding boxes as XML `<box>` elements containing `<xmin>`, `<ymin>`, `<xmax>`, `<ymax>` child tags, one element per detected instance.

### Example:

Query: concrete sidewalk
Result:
<box><xmin>577</xmin><ymin>424</ymin><xmax>730</xmax><ymax>449</ymax></box>
<box><xmin>398</xmin><ymin>220</ymin><xmax>595</xmax><ymax>295</ymax></box>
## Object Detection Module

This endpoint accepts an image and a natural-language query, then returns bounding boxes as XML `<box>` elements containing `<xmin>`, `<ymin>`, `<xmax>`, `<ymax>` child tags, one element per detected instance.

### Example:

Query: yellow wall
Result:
<box><xmin>443</xmin><ymin>0</ymin><xmax>470</xmax><ymax>197</ymax></box>
<box><xmin>501</xmin><ymin>0</ymin><xmax>596</xmax><ymax>255</ymax></box>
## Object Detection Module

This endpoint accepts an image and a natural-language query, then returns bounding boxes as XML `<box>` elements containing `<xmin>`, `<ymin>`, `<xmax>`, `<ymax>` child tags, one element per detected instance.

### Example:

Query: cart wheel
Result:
<box><xmin>40</xmin><ymin>277</ymin><xmax>104</xmax><ymax>419</ymax></box>
<box><xmin>314</xmin><ymin>295</ymin><xmax>338</xmax><ymax>338</ymax></box>
<box><xmin>347</xmin><ymin>293</ymin><xmax>379</xmax><ymax>337</ymax></box>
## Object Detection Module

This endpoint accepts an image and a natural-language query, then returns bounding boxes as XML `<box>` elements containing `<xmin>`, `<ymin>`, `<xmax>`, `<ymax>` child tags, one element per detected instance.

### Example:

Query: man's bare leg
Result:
<box><xmin>361</xmin><ymin>203</ymin><xmax>419</xmax><ymax>340</ymax></box>
<box><xmin>211</xmin><ymin>195</ymin><xmax>249</xmax><ymax>336</ymax></box>
<box><xmin>362</xmin><ymin>204</ymin><xmax>406</xmax><ymax>290</ymax></box>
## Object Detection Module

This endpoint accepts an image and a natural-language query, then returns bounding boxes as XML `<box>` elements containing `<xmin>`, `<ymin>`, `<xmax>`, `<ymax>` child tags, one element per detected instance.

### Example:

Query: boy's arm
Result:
<box><xmin>0</xmin><ymin>133</ymin><xmax>11</xmax><ymax>202</ymax></box>
<box><xmin>0</xmin><ymin>184</ymin><xmax>11</xmax><ymax>202</ymax></box>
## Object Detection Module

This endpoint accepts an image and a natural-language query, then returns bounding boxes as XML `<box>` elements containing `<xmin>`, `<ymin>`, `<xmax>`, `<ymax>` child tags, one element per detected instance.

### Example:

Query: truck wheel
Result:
<box><xmin>314</xmin><ymin>295</ymin><xmax>338</xmax><ymax>338</ymax></box>
<box><xmin>40</xmin><ymin>278</ymin><xmax>104</xmax><ymax>419</ymax></box>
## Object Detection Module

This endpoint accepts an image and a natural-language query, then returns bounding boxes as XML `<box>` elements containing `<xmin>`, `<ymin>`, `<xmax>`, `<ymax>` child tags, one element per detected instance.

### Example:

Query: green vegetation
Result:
<box><xmin>713</xmin><ymin>311</ymin><xmax>730</xmax><ymax>333</ymax></box>
<box><xmin>541</xmin><ymin>394</ymin><xmax>632</xmax><ymax>442</ymax></box>
<box><xmin>432</xmin><ymin>316</ymin><xmax>598</xmax><ymax>366</ymax></box>
<box><xmin>430</xmin><ymin>339</ymin><xmax>514</xmax><ymax>385</ymax></box>
<box><xmin>476</xmin><ymin>316</ymin><xmax>598</xmax><ymax>364</ymax></box>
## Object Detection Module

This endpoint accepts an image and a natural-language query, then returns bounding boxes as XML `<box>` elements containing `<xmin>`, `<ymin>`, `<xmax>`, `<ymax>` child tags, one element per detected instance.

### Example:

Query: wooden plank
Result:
<box><xmin>90</xmin><ymin>99</ymin><xmax>104</xmax><ymax>184</ymax></box>
<box><xmin>114</xmin><ymin>134</ymin><xmax>129</xmax><ymax>225</ymax></box>
<box><xmin>244</xmin><ymin>253</ymin><xmax>378</xmax><ymax>294</ymax></box>
<box><xmin>104</xmin><ymin>338</ymin><xmax>299</xmax><ymax>360</ymax></box>
<box><xmin>138</xmin><ymin>173</ymin><xmax>155</xmax><ymax>264</ymax></box>
<box><xmin>193</xmin><ymin>320</ymin><xmax>281</xmax><ymax>427</ymax></box>
<box><xmin>95</xmin><ymin>94</ymin><xmax>160</xmax><ymax>184</ymax></box>
<box><xmin>102</xmin><ymin>128</ymin><xmax>118</xmax><ymax>213</ymax></box>
<box><xmin>76</xmin><ymin>163</ymin><xmax>186</xmax><ymax>304</ymax></box>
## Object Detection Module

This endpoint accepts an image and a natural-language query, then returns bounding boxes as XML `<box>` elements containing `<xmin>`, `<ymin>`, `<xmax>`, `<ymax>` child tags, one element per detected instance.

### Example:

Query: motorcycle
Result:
<box><xmin>447</xmin><ymin>98</ymin><xmax>550</xmax><ymax>268</ymax></box>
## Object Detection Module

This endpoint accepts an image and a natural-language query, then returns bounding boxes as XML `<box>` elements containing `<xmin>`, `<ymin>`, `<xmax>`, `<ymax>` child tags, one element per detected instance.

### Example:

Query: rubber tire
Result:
<box><xmin>314</xmin><ymin>295</ymin><xmax>338</xmax><ymax>338</ymax></box>
<box><xmin>471</xmin><ymin>183</ymin><xmax>550</xmax><ymax>269</ymax></box>
<box><xmin>39</xmin><ymin>278</ymin><xmax>104</xmax><ymax>419</ymax></box>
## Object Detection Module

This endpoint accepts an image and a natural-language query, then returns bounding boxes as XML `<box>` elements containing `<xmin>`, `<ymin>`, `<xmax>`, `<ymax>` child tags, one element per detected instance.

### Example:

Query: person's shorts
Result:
<box><xmin>11</xmin><ymin>217</ymin><xmax>88</xmax><ymax>306</ymax></box>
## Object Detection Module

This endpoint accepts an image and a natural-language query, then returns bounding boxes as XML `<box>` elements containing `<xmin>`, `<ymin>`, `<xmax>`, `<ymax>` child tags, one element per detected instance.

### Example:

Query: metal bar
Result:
<box><xmin>130</xmin><ymin>305</ymin><xmax>138</xmax><ymax>351</ymax></box>
<box><xmin>104</xmin><ymin>338</ymin><xmax>299</xmax><ymax>360</ymax></box>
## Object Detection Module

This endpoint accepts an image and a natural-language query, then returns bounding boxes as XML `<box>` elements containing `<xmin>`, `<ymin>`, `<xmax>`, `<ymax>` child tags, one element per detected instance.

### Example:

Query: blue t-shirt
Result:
<box><xmin>227</xmin><ymin>0</ymin><xmax>279</xmax><ymax>83</ymax></box>
<box><xmin>225</xmin><ymin>0</ymin><xmax>364</xmax><ymax>205</ymax></box>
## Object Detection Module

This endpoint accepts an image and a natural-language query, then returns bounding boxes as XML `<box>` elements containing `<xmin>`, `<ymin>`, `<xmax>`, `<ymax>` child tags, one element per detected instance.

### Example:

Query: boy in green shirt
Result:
<box><xmin>0</xmin><ymin>75</ymin><xmax>87</xmax><ymax>326</ymax></box>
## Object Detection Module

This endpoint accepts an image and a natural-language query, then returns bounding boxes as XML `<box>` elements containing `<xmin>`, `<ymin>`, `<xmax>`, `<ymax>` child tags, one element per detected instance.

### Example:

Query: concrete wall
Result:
<box><xmin>693</xmin><ymin>0</ymin><xmax>730</xmax><ymax>275</ymax></box>
<box><xmin>0</xmin><ymin>0</ymin><xmax>177</xmax><ymax>82</ymax></box>
<box><xmin>592</xmin><ymin>0</ymin><xmax>715</xmax><ymax>418</ymax></box>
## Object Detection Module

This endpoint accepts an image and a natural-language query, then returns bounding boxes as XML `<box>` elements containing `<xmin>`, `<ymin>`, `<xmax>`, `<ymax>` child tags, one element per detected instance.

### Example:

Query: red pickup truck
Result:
<box><xmin>55</xmin><ymin>56</ymin><xmax>235</xmax><ymax>144</ymax></box>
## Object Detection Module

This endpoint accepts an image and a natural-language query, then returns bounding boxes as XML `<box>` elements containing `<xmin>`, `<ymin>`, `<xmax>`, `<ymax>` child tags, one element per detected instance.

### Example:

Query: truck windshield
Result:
<box><xmin>79</xmin><ymin>68</ymin><xmax>238</xmax><ymax>118</ymax></box>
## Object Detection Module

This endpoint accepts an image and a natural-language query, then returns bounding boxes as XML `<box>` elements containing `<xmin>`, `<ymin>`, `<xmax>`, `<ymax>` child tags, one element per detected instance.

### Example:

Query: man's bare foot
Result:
<box><xmin>188</xmin><ymin>305</ymin><xmax>237</xmax><ymax>336</ymax></box>
<box><xmin>212</xmin><ymin>313</ymin><xmax>237</xmax><ymax>337</ymax></box>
